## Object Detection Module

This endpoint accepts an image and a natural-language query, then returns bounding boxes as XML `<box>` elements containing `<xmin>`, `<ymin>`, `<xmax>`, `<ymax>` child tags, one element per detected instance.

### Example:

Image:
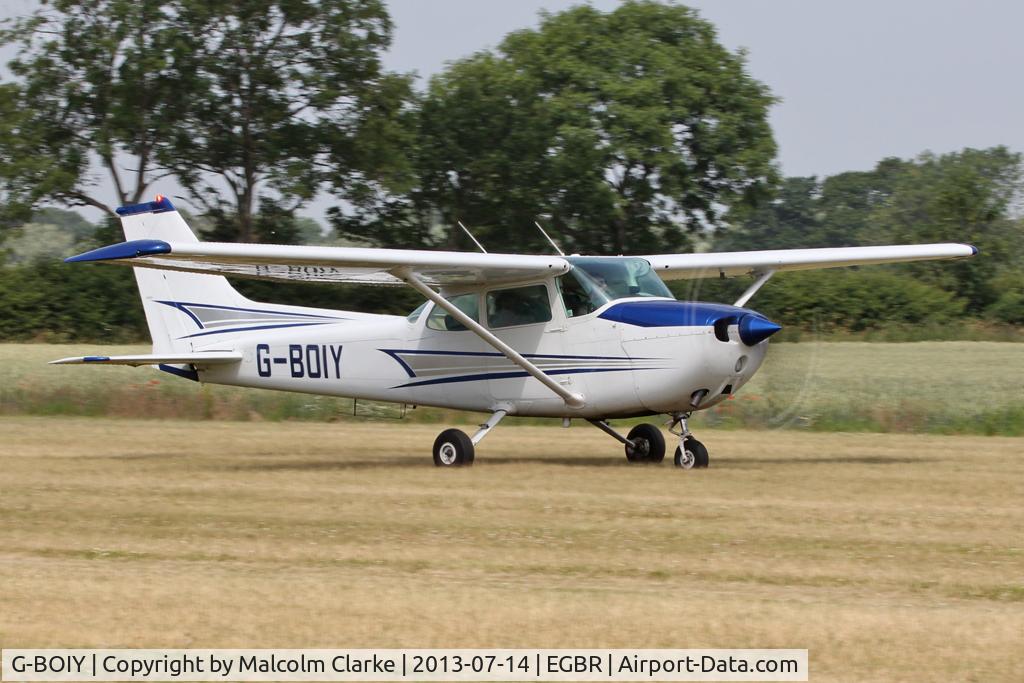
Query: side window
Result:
<box><xmin>487</xmin><ymin>284</ymin><xmax>552</xmax><ymax>328</ymax></box>
<box><xmin>556</xmin><ymin>272</ymin><xmax>604</xmax><ymax>318</ymax></box>
<box><xmin>426</xmin><ymin>293</ymin><xmax>479</xmax><ymax>331</ymax></box>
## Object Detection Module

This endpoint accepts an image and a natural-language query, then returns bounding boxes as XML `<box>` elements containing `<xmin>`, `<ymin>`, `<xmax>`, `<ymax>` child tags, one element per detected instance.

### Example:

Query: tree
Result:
<box><xmin>719</xmin><ymin>147</ymin><xmax>1023</xmax><ymax>316</ymax></box>
<box><xmin>388</xmin><ymin>0</ymin><xmax>777</xmax><ymax>255</ymax></box>
<box><xmin>714</xmin><ymin>176</ymin><xmax>822</xmax><ymax>250</ymax></box>
<box><xmin>718</xmin><ymin>160</ymin><xmax>908</xmax><ymax>251</ymax></box>
<box><xmin>165</xmin><ymin>0</ymin><xmax>413</xmax><ymax>242</ymax></box>
<box><xmin>513</xmin><ymin>1</ymin><xmax>778</xmax><ymax>254</ymax></box>
<box><xmin>873</xmin><ymin>147</ymin><xmax>1022</xmax><ymax>309</ymax></box>
<box><xmin>1</xmin><ymin>0</ymin><xmax>412</xmax><ymax>244</ymax></box>
<box><xmin>0</xmin><ymin>0</ymin><xmax>192</xmax><ymax>222</ymax></box>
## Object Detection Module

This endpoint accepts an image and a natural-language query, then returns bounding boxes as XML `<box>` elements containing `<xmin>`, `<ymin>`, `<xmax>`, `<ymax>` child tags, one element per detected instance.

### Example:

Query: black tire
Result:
<box><xmin>625</xmin><ymin>423</ymin><xmax>666</xmax><ymax>463</ymax></box>
<box><xmin>674</xmin><ymin>437</ymin><xmax>709</xmax><ymax>469</ymax></box>
<box><xmin>432</xmin><ymin>429</ymin><xmax>475</xmax><ymax>467</ymax></box>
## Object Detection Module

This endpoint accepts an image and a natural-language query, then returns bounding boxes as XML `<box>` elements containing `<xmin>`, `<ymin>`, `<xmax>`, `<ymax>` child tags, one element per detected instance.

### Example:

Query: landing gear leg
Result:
<box><xmin>432</xmin><ymin>408</ymin><xmax>508</xmax><ymax>467</ymax></box>
<box><xmin>667</xmin><ymin>412</ymin><xmax>709</xmax><ymax>469</ymax></box>
<box><xmin>588</xmin><ymin>419</ymin><xmax>666</xmax><ymax>464</ymax></box>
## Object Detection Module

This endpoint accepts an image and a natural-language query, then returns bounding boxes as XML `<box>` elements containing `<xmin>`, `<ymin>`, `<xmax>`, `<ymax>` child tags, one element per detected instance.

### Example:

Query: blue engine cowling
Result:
<box><xmin>598</xmin><ymin>300</ymin><xmax>781</xmax><ymax>346</ymax></box>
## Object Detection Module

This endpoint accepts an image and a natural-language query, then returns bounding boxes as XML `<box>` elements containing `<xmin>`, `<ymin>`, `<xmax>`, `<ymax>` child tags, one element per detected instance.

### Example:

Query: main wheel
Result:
<box><xmin>625</xmin><ymin>423</ymin><xmax>666</xmax><ymax>463</ymax></box>
<box><xmin>432</xmin><ymin>429</ymin><xmax>475</xmax><ymax>467</ymax></box>
<box><xmin>674</xmin><ymin>437</ymin><xmax>709</xmax><ymax>469</ymax></box>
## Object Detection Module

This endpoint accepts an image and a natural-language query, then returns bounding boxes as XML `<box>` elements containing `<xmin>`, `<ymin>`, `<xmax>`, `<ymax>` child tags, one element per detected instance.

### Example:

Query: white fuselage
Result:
<box><xmin>191</xmin><ymin>280</ymin><xmax>771</xmax><ymax>419</ymax></box>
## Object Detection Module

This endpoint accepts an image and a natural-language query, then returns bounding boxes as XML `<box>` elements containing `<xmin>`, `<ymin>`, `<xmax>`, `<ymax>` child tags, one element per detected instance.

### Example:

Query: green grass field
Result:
<box><xmin>1</xmin><ymin>419</ymin><xmax>1021</xmax><ymax>682</ymax></box>
<box><xmin>2</xmin><ymin>342</ymin><xmax>1023</xmax><ymax>434</ymax></box>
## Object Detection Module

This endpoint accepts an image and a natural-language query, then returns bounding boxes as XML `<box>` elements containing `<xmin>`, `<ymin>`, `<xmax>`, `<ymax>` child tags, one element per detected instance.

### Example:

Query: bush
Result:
<box><xmin>985</xmin><ymin>272</ymin><xmax>1024</xmax><ymax>325</ymax></box>
<box><xmin>753</xmin><ymin>269</ymin><xmax>966</xmax><ymax>331</ymax></box>
<box><xmin>0</xmin><ymin>260</ymin><xmax>146</xmax><ymax>341</ymax></box>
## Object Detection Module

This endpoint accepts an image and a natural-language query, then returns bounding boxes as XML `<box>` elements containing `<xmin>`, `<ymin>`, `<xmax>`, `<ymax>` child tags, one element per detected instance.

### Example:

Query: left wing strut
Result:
<box><xmin>395</xmin><ymin>268</ymin><xmax>586</xmax><ymax>409</ymax></box>
<box><xmin>733</xmin><ymin>270</ymin><xmax>775</xmax><ymax>307</ymax></box>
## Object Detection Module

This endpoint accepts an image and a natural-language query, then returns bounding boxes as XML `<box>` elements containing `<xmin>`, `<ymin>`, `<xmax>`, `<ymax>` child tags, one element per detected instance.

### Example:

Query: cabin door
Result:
<box><xmin>484</xmin><ymin>281</ymin><xmax>572</xmax><ymax>407</ymax></box>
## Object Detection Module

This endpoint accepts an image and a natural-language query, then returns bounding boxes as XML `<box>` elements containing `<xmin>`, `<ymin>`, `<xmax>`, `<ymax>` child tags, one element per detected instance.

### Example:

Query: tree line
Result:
<box><xmin>0</xmin><ymin>1</ymin><xmax>1020</xmax><ymax>341</ymax></box>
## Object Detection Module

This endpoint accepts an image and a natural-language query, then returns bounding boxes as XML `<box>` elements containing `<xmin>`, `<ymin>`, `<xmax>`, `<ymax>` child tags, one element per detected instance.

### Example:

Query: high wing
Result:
<box><xmin>644</xmin><ymin>243</ymin><xmax>976</xmax><ymax>280</ymax></box>
<box><xmin>67</xmin><ymin>238</ymin><xmax>974</xmax><ymax>287</ymax></box>
<box><xmin>66</xmin><ymin>239</ymin><xmax>570</xmax><ymax>287</ymax></box>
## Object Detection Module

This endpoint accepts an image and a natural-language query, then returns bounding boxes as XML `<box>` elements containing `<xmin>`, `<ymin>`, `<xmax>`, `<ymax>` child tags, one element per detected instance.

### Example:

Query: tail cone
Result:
<box><xmin>738</xmin><ymin>314</ymin><xmax>782</xmax><ymax>345</ymax></box>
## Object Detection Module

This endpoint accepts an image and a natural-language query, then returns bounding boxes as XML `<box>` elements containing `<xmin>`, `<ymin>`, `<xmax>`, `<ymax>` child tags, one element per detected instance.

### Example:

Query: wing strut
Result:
<box><xmin>395</xmin><ymin>268</ymin><xmax>586</xmax><ymax>409</ymax></box>
<box><xmin>733</xmin><ymin>270</ymin><xmax>775</xmax><ymax>307</ymax></box>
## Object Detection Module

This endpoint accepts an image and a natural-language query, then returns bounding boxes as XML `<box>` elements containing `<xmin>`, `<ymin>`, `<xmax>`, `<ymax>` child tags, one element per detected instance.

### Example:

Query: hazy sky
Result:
<box><xmin>2</xmin><ymin>0</ymin><xmax>1024</xmax><ymax>220</ymax></box>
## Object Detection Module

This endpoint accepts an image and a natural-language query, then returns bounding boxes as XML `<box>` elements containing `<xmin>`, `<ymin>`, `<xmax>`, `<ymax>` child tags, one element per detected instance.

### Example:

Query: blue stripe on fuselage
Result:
<box><xmin>394</xmin><ymin>366</ymin><xmax>659</xmax><ymax>388</ymax></box>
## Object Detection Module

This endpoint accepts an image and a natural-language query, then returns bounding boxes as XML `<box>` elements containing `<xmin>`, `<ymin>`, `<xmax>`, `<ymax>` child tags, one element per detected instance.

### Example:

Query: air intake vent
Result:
<box><xmin>713</xmin><ymin>317</ymin><xmax>734</xmax><ymax>342</ymax></box>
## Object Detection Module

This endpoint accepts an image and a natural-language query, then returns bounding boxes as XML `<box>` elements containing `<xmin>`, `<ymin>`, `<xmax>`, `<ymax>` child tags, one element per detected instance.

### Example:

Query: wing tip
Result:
<box><xmin>65</xmin><ymin>239</ymin><xmax>171</xmax><ymax>263</ymax></box>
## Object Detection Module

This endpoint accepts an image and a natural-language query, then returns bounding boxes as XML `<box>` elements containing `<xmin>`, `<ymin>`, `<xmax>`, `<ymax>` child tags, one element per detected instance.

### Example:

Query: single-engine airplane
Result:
<box><xmin>54</xmin><ymin>196</ymin><xmax>976</xmax><ymax>468</ymax></box>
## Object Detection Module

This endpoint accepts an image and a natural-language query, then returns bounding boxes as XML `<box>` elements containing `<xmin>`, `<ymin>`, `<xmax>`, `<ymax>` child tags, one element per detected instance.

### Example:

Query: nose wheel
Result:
<box><xmin>674</xmin><ymin>437</ymin><xmax>709</xmax><ymax>469</ymax></box>
<box><xmin>668</xmin><ymin>413</ymin><xmax>709</xmax><ymax>469</ymax></box>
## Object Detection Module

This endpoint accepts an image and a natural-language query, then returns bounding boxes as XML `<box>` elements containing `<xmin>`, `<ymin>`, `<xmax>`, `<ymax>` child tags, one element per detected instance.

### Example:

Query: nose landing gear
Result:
<box><xmin>668</xmin><ymin>412</ymin><xmax>709</xmax><ymax>469</ymax></box>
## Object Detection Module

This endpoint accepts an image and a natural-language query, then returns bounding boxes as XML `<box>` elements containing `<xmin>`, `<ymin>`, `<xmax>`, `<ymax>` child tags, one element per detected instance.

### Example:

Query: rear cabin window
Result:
<box><xmin>487</xmin><ymin>284</ymin><xmax>552</xmax><ymax>328</ymax></box>
<box><xmin>426</xmin><ymin>293</ymin><xmax>480</xmax><ymax>331</ymax></box>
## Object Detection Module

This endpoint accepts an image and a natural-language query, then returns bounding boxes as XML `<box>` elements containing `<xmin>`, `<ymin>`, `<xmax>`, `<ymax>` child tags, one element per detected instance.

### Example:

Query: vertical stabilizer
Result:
<box><xmin>116</xmin><ymin>197</ymin><xmax>251</xmax><ymax>353</ymax></box>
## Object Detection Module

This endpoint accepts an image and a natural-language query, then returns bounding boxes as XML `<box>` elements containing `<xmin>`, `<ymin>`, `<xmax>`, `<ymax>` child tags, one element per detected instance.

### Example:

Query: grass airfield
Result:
<box><xmin>1</xmin><ymin>418</ymin><xmax>1022</xmax><ymax>682</ymax></box>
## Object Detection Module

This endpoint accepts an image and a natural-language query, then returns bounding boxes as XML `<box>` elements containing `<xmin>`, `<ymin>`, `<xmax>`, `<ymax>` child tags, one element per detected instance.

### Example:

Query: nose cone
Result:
<box><xmin>738</xmin><ymin>314</ymin><xmax>782</xmax><ymax>346</ymax></box>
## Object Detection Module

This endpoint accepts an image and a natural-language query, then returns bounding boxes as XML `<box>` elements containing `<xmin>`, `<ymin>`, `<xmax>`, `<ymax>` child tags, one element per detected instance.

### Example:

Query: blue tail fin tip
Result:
<box><xmin>115</xmin><ymin>196</ymin><xmax>175</xmax><ymax>216</ymax></box>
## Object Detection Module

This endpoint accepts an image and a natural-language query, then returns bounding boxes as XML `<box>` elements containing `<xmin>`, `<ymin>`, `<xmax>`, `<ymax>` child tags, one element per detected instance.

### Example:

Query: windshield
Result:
<box><xmin>407</xmin><ymin>301</ymin><xmax>428</xmax><ymax>322</ymax></box>
<box><xmin>558</xmin><ymin>257</ymin><xmax>673</xmax><ymax>317</ymax></box>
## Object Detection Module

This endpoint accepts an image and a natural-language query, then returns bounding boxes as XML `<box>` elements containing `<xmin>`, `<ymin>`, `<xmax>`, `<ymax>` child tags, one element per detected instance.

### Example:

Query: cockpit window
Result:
<box><xmin>426</xmin><ymin>293</ymin><xmax>480</xmax><ymax>331</ymax></box>
<box><xmin>407</xmin><ymin>302</ymin><xmax>428</xmax><ymax>323</ymax></box>
<box><xmin>558</xmin><ymin>257</ymin><xmax>673</xmax><ymax>317</ymax></box>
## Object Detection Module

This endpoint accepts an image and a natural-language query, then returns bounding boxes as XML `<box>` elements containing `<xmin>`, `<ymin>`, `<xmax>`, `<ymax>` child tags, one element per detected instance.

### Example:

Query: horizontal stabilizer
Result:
<box><xmin>49</xmin><ymin>351</ymin><xmax>242</xmax><ymax>366</ymax></box>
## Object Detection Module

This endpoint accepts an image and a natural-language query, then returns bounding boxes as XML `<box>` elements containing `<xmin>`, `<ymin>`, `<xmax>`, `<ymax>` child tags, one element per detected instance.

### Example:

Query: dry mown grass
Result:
<box><xmin>0</xmin><ymin>418</ymin><xmax>1022</xmax><ymax>682</ymax></box>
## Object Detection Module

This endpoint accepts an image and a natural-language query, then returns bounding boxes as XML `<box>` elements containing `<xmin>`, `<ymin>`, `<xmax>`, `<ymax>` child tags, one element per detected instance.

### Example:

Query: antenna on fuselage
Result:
<box><xmin>457</xmin><ymin>220</ymin><xmax>488</xmax><ymax>254</ymax></box>
<box><xmin>533</xmin><ymin>220</ymin><xmax>565</xmax><ymax>256</ymax></box>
